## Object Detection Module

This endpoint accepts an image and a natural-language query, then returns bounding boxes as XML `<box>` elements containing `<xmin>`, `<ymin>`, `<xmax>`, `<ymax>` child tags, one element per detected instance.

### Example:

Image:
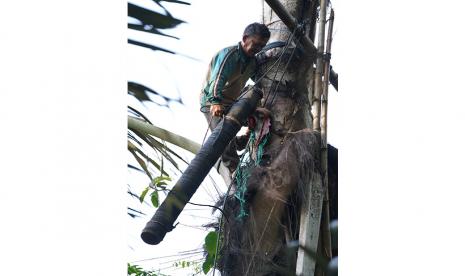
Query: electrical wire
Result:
<box><xmin>130</xmin><ymin>249</ymin><xmax>204</xmax><ymax>263</ymax></box>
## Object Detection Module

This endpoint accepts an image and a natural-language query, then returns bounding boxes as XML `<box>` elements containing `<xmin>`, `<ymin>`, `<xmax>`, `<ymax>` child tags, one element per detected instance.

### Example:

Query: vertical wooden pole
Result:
<box><xmin>296</xmin><ymin>172</ymin><xmax>324</xmax><ymax>276</ymax></box>
<box><xmin>320</xmin><ymin>8</ymin><xmax>335</xmax><ymax>267</ymax></box>
<box><xmin>320</xmin><ymin>8</ymin><xmax>334</xmax><ymax>146</ymax></box>
<box><xmin>311</xmin><ymin>0</ymin><xmax>327</xmax><ymax>132</ymax></box>
<box><xmin>296</xmin><ymin>1</ymin><xmax>327</xmax><ymax>275</ymax></box>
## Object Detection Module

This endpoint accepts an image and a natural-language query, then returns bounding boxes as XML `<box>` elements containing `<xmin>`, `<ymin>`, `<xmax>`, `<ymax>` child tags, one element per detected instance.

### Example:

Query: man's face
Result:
<box><xmin>241</xmin><ymin>35</ymin><xmax>269</xmax><ymax>57</ymax></box>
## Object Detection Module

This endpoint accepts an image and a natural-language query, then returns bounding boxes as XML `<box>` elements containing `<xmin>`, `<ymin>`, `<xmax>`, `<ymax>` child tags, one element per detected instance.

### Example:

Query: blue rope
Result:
<box><xmin>234</xmin><ymin>131</ymin><xmax>270</xmax><ymax>219</ymax></box>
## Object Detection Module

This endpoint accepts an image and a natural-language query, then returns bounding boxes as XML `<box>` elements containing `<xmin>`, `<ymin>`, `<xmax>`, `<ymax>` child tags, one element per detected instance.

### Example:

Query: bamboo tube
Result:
<box><xmin>321</xmin><ymin>8</ymin><xmax>334</xmax><ymax>145</ymax></box>
<box><xmin>320</xmin><ymin>8</ymin><xmax>335</xmax><ymax>264</ymax></box>
<box><xmin>311</xmin><ymin>0</ymin><xmax>327</xmax><ymax>132</ymax></box>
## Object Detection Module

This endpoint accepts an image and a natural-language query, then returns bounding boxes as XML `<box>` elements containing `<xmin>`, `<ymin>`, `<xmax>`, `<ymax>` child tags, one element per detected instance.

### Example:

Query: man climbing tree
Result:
<box><xmin>199</xmin><ymin>22</ymin><xmax>270</xmax><ymax>173</ymax></box>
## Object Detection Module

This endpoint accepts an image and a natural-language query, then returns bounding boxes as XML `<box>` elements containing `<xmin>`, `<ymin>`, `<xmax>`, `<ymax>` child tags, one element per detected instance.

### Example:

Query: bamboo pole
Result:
<box><xmin>320</xmin><ymin>8</ymin><xmax>335</xmax><ymax>265</ymax></box>
<box><xmin>311</xmin><ymin>1</ymin><xmax>327</xmax><ymax>132</ymax></box>
<box><xmin>321</xmin><ymin>8</ymin><xmax>334</xmax><ymax>145</ymax></box>
<box><xmin>128</xmin><ymin>116</ymin><xmax>201</xmax><ymax>155</ymax></box>
<box><xmin>296</xmin><ymin>1</ymin><xmax>327</xmax><ymax>275</ymax></box>
<box><xmin>296</xmin><ymin>172</ymin><xmax>324</xmax><ymax>276</ymax></box>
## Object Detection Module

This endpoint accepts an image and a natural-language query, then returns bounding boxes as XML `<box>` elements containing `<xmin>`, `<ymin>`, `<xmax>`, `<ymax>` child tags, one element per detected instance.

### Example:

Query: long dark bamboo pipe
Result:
<box><xmin>141</xmin><ymin>87</ymin><xmax>263</xmax><ymax>245</ymax></box>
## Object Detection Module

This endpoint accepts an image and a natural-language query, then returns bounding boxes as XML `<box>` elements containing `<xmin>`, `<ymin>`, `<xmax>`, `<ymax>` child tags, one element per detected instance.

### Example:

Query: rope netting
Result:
<box><xmin>234</xmin><ymin>131</ymin><xmax>270</xmax><ymax>219</ymax></box>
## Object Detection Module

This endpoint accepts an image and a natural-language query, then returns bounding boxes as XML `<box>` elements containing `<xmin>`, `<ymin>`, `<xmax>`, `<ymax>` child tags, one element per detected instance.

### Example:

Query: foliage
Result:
<box><xmin>173</xmin><ymin>260</ymin><xmax>202</xmax><ymax>274</ymax></box>
<box><xmin>202</xmin><ymin>231</ymin><xmax>219</xmax><ymax>274</ymax></box>
<box><xmin>202</xmin><ymin>254</ymin><xmax>214</xmax><ymax>275</ymax></box>
<box><xmin>127</xmin><ymin>2</ymin><xmax>223</xmax><ymax>275</ymax></box>
<box><xmin>139</xmin><ymin>176</ymin><xmax>171</xmax><ymax>208</ymax></box>
<box><xmin>128</xmin><ymin>1</ymin><xmax>188</xmax><ymax>46</ymax></box>
<box><xmin>128</xmin><ymin>263</ymin><xmax>168</xmax><ymax>276</ymax></box>
<box><xmin>127</xmin><ymin>1</ymin><xmax>212</xmax><ymax>275</ymax></box>
<box><xmin>127</xmin><ymin>0</ymin><xmax>187</xmax><ymax>105</ymax></box>
<box><xmin>128</xmin><ymin>82</ymin><xmax>181</xmax><ymax>106</ymax></box>
<box><xmin>127</xmin><ymin>0</ymin><xmax>189</xmax><ymax>217</ymax></box>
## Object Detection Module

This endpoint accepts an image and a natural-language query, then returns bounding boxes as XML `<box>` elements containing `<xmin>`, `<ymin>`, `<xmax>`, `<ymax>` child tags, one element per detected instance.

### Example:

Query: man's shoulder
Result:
<box><xmin>221</xmin><ymin>43</ymin><xmax>239</xmax><ymax>52</ymax></box>
<box><xmin>214</xmin><ymin>44</ymin><xmax>240</xmax><ymax>59</ymax></box>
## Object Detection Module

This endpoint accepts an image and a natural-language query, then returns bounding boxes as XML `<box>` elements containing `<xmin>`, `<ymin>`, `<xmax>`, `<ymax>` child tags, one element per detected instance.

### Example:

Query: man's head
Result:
<box><xmin>241</xmin><ymin>23</ymin><xmax>270</xmax><ymax>57</ymax></box>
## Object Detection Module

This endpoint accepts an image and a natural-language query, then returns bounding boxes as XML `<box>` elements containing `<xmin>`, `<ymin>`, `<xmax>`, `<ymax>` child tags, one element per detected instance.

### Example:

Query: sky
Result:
<box><xmin>1</xmin><ymin>0</ymin><xmax>465</xmax><ymax>275</ymax></box>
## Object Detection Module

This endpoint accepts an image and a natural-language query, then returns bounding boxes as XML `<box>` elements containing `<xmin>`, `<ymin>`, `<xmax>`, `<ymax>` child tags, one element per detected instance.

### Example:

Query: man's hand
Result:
<box><xmin>210</xmin><ymin>104</ymin><xmax>224</xmax><ymax>117</ymax></box>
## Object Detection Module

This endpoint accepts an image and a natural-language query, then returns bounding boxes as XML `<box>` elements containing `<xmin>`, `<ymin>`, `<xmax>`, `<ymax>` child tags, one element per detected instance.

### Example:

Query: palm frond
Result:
<box><xmin>128</xmin><ymin>38</ymin><xmax>176</xmax><ymax>53</ymax></box>
<box><xmin>128</xmin><ymin>106</ymin><xmax>153</xmax><ymax>124</ymax></box>
<box><xmin>128</xmin><ymin>164</ymin><xmax>145</xmax><ymax>173</ymax></box>
<box><xmin>128</xmin><ymin>81</ymin><xmax>182</xmax><ymax>105</ymax></box>
<box><xmin>128</xmin><ymin>3</ymin><xmax>184</xmax><ymax>30</ymax></box>
<box><xmin>131</xmin><ymin>129</ymin><xmax>180</xmax><ymax>171</ymax></box>
<box><xmin>128</xmin><ymin>116</ymin><xmax>201</xmax><ymax>154</ymax></box>
<box><xmin>152</xmin><ymin>0</ymin><xmax>190</xmax><ymax>5</ymax></box>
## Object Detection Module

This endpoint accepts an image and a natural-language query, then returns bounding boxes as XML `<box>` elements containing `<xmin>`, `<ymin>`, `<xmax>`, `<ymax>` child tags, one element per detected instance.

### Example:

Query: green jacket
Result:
<box><xmin>200</xmin><ymin>42</ymin><xmax>256</xmax><ymax>112</ymax></box>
